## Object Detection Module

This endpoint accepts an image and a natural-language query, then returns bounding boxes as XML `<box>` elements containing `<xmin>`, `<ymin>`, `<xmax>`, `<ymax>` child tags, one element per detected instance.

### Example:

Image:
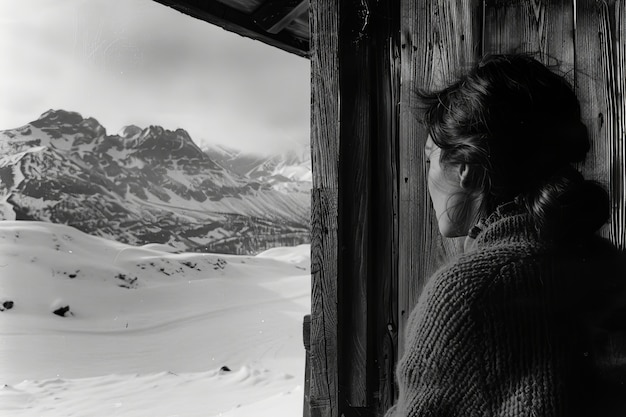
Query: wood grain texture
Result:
<box><xmin>310</xmin><ymin>2</ymin><xmax>338</xmax><ymax>190</ymax></box>
<box><xmin>310</xmin><ymin>189</ymin><xmax>339</xmax><ymax>417</ymax></box>
<box><xmin>310</xmin><ymin>0</ymin><xmax>339</xmax><ymax>415</ymax></box>
<box><xmin>303</xmin><ymin>314</ymin><xmax>312</xmax><ymax>417</ymax></box>
<box><xmin>615</xmin><ymin>1</ymin><xmax>626</xmax><ymax>250</ymax></box>
<box><xmin>483</xmin><ymin>0</ymin><xmax>575</xmax><ymax>82</ymax></box>
<box><xmin>398</xmin><ymin>0</ymin><xmax>481</xmax><ymax>358</ymax></box>
<box><xmin>575</xmin><ymin>0</ymin><xmax>625</xmax><ymax>247</ymax></box>
<box><xmin>338</xmin><ymin>5</ymin><xmax>372</xmax><ymax>405</ymax></box>
<box><xmin>371</xmin><ymin>2</ymin><xmax>401</xmax><ymax>414</ymax></box>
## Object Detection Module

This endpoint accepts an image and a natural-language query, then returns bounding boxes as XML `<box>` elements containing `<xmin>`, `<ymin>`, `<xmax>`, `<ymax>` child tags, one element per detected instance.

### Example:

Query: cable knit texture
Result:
<box><xmin>386</xmin><ymin>203</ymin><xmax>625</xmax><ymax>417</ymax></box>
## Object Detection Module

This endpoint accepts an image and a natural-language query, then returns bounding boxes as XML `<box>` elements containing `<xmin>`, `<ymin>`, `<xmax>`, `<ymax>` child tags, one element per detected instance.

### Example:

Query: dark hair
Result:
<box><xmin>419</xmin><ymin>54</ymin><xmax>609</xmax><ymax>241</ymax></box>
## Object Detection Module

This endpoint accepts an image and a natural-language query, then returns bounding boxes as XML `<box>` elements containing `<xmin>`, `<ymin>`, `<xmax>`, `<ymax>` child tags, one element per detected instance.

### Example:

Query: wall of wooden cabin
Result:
<box><xmin>309</xmin><ymin>0</ymin><xmax>625</xmax><ymax>416</ymax></box>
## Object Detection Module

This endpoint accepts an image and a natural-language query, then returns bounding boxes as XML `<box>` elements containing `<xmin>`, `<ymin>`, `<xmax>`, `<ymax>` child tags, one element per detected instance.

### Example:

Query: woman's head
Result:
<box><xmin>420</xmin><ymin>54</ymin><xmax>609</xmax><ymax>240</ymax></box>
<box><xmin>425</xmin><ymin>134</ymin><xmax>485</xmax><ymax>237</ymax></box>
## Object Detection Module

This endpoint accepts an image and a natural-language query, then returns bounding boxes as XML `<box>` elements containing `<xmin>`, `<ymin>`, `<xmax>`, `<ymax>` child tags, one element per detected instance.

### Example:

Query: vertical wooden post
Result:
<box><xmin>310</xmin><ymin>0</ymin><xmax>403</xmax><ymax>415</ymax></box>
<box><xmin>338</xmin><ymin>0</ymin><xmax>374</xmax><ymax>409</ymax></box>
<box><xmin>303</xmin><ymin>314</ymin><xmax>312</xmax><ymax>417</ymax></box>
<box><xmin>310</xmin><ymin>0</ymin><xmax>339</xmax><ymax>415</ymax></box>
<box><xmin>576</xmin><ymin>0</ymin><xmax>626</xmax><ymax>249</ymax></box>
<box><xmin>371</xmin><ymin>2</ymin><xmax>401</xmax><ymax>414</ymax></box>
<box><xmin>397</xmin><ymin>0</ymin><xmax>481</xmax><ymax>357</ymax></box>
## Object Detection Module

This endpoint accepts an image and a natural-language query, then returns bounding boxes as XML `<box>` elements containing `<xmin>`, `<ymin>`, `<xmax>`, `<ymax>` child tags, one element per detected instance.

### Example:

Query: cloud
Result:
<box><xmin>0</xmin><ymin>0</ymin><xmax>310</xmax><ymax>155</ymax></box>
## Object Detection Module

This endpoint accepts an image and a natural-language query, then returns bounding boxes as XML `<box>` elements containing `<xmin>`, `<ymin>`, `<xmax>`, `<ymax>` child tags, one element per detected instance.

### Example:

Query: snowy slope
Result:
<box><xmin>0</xmin><ymin>221</ymin><xmax>310</xmax><ymax>417</ymax></box>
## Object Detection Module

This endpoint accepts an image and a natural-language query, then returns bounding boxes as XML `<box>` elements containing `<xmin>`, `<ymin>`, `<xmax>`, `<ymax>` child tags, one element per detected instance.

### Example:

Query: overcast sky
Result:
<box><xmin>0</xmin><ymin>0</ymin><xmax>310</xmax><ymax>155</ymax></box>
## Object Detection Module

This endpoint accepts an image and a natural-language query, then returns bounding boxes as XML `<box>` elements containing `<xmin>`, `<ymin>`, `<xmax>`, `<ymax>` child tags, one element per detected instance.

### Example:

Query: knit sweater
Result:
<box><xmin>386</xmin><ymin>204</ymin><xmax>626</xmax><ymax>417</ymax></box>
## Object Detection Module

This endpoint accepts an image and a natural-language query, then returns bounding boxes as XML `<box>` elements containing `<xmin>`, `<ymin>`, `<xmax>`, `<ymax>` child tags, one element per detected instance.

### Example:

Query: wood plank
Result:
<box><xmin>483</xmin><ymin>0</ymin><xmax>575</xmax><ymax>80</ymax></box>
<box><xmin>310</xmin><ymin>3</ymin><xmax>338</xmax><ymax>190</ymax></box>
<box><xmin>615</xmin><ymin>1</ymin><xmax>626</xmax><ymax>250</ymax></box>
<box><xmin>303</xmin><ymin>314</ymin><xmax>312</xmax><ymax>417</ymax></box>
<box><xmin>310</xmin><ymin>0</ymin><xmax>339</xmax><ymax>414</ymax></box>
<box><xmin>253</xmin><ymin>0</ymin><xmax>309</xmax><ymax>34</ymax></box>
<box><xmin>398</xmin><ymin>0</ymin><xmax>481</xmax><ymax>358</ymax></box>
<box><xmin>310</xmin><ymin>189</ymin><xmax>339</xmax><ymax>417</ymax></box>
<box><xmin>576</xmin><ymin>0</ymin><xmax>625</xmax><ymax>248</ymax></box>
<box><xmin>338</xmin><ymin>6</ymin><xmax>372</xmax><ymax>406</ymax></box>
<box><xmin>371</xmin><ymin>2</ymin><xmax>401</xmax><ymax>413</ymax></box>
<box><xmin>151</xmin><ymin>0</ymin><xmax>309</xmax><ymax>58</ymax></box>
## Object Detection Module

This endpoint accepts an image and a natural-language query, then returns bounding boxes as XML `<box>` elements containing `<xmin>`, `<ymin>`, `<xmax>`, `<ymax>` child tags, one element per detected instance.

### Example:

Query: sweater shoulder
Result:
<box><xmin>435</xmin><ymin>242</ymin><xmax>543</xmax><ymax>287</ymax></box>
<box><xmin>420</xmin><ymin>241</ymin><xmax>547</xmax><ymax>313</ymax></box>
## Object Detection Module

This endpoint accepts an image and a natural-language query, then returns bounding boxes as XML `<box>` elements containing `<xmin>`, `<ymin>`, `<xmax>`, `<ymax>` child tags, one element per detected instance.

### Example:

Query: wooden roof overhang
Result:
<box><xmin>152</xmin><ymin>0</ymin><xmax>310</xmax><ymax>58</ymax></box>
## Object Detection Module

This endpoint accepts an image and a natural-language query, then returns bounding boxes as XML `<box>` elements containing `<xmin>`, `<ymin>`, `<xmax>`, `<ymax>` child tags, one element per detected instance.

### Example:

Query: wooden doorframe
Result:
<box><xmin>308</xmin><ymin>1</ymin><xmax>625</xmax><ymax>416</ymax></box>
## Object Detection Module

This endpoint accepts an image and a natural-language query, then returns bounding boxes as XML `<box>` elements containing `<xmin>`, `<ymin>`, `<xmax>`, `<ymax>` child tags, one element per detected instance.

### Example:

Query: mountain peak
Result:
<box><xmin>130</xmin><ymin>125</ymin><xmax>209</xmax><ymax>163</ymax></box>
<box><xmin>35</xmin><ymin>109</ymin><xmax>84</xmax><ymax>126</ymax></box>
<box><xmin>27</xmin><ymin>109</ymin><xmax>106</xmax><ymax>141</ymax></box>
<box><xmin>119</xmin><ymin>125</ymin><xmax>142</xmax><ymax>139</ymax></box>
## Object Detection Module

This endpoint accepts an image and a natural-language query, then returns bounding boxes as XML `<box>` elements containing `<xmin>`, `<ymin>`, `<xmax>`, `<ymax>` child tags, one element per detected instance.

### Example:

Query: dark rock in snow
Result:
<box><xmin>220</xmin><ymin>366</ymin><xmax>231</xmax><ymax>372</ymax></box>
<box><xmin>53</xmin><ymin>305</ymin><xmax>71</xmax><ymax>317</ymax></box>
<box><xmin>0</xmin><ymin>300</ymin><xmax>14</xmax><ymax>311</ymax></box>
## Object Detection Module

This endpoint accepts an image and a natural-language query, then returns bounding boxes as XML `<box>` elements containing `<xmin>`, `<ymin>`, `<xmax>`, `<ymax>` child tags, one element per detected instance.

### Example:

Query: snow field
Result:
<box><xmin>0</xmin><ymin>221</ymin><xmax>311</xmax><ymax>416</ymax></box>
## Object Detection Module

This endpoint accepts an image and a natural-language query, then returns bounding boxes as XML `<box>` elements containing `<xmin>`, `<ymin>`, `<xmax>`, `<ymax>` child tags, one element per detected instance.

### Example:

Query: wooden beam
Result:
<box><xmin>253</xmin><ymin>0</ymin><xmax>309</xmax><ymax>34</ymax></box>
<box><xmin>152</xmin><ymin>0</ymin><xmax>309</xmax><ymax>58</ymax></box>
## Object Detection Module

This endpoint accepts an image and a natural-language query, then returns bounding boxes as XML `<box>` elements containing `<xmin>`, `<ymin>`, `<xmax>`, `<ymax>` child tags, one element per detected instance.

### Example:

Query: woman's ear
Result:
<box><xmin>458</xmin><ymin>163</ymin><xmax>478</xmax><ymax>190</ymax></box>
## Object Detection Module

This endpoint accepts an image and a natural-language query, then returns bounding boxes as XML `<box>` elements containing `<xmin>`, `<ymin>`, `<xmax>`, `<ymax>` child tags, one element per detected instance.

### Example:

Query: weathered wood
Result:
<box><xmin>616</xmin><ymin>1</ymin><xmax>626</xmax><ymax>251</ymax></box>
<box><xmin>310</xmin><ymin>189</ymin><xmax>339</xmax><ymax>417</ymax></box>
<box><xmin>575</xmin><ymin>0</ymin><xmax>625</xmax><ymax>248</ymax></box>
<box><xmin>311</xmin><ymin>0</ymin><xmax>403</xmax><ymax>414</ymax></box>
<box><xmin>152</xmin><ymin>0</ymin><xmax>309</xmax><ymax>58</ymax></box>
<box><xmin>310</xmin><ymin>3</ymin><xmax>338</xmax><ymax>190</ymax></box>
<box><xmin>303</xmin><ymin>314</ymin><xmax>312</xmax><ymax>417</ymax></box>
<box><xmin>371</xmin><ymin>2</ymin><xmax>401</xmax><ymax>414</ymax></box>
<box><xmin>337</xmin><ymin>0</ymin><xmax>372</xmax><ymax>407</ymax></box>
<box><xmin>483</xmin><ymin>0</ymin><xmax>575</xmax><ymax>83</ymax></box>
<box><xmin>253</xmin><ymin>0</ymin><xmax>309</xmax><ymax>34</ymax></box>
<box><xmin>398</xmin><ymin>0</ymin><xmax>481</xmax><ymax>358</ymax></box>
<box><xmin>338</xmin><ymin>32</ymin><xmax>370</xmax><ymax>413</ymax></box>
<box><xmin>310</xmin><ymin>0</ymin><xmax>339</xmax><ymax>415</ymax></box>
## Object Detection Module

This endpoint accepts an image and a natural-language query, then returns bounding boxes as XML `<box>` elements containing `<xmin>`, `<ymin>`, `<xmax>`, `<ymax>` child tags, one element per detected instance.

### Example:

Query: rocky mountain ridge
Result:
<box><xmin>0</xmin><ymin>109</ymin><xmax>310</xmax><ymax>254</ymax></box>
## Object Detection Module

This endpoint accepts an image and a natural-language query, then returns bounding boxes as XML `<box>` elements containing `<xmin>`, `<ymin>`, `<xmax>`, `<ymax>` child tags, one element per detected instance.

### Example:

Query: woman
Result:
<box><xmin>386</xmin><ymin>54</ymin><xmax>625</xmax><ymax>416</ymax></box>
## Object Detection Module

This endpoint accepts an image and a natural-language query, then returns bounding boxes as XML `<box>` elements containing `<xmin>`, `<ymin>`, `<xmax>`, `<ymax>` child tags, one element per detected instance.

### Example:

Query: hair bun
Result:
<box><xmin>523</xmin><ymin>166</ymin><xmax>610</xmax><ymax>242</ymax></box>
<box><xmin>528</xmin><ymin>175</ymin><xmax>610</xmax><ymax>242</ymax></box>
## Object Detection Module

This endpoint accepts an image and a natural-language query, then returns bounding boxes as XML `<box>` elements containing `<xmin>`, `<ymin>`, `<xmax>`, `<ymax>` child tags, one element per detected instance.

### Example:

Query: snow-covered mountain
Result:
<box><xmin>0</xmin><ymin>110</ymin><xmax>310</xmax><ymax>254</ymax></box>
<box><xmin>204</xmin><ymin>143</ymin><xmax>312</xmax><ymax>193</ymax></box>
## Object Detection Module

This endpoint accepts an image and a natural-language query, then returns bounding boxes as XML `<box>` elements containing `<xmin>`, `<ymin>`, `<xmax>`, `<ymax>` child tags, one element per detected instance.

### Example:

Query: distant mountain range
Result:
<box><xmin>0</xmin><ymin>109</ymin><xmax>311</xmax><ymax>254</ymax></box>
<box><xmin>203</xmin><ymin>143</ymin><xmax>311</xmax><ymax>194</ymax></box>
